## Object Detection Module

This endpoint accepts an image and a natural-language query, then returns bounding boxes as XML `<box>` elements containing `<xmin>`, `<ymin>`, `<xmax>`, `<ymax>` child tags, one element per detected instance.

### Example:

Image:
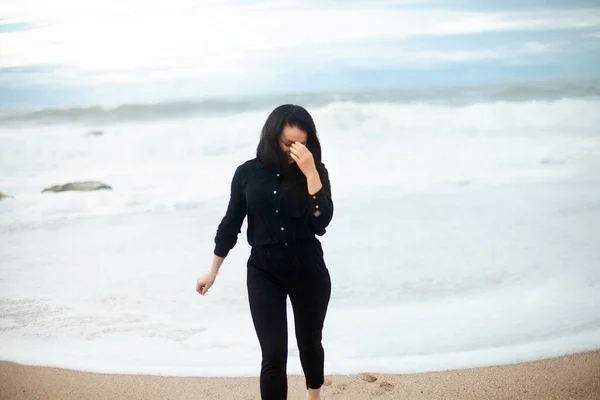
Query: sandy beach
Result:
<box><xmin>1</xmin><ymin>351</ymin><xmax>598</xmax><ymax>399</ymax></box>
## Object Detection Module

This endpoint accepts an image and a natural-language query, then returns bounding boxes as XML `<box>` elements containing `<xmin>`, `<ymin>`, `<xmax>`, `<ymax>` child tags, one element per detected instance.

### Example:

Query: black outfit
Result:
<box><xmin>214</xmin><ymin>158</ymin><xmax>334</xmax><ymax>400</ymax></box>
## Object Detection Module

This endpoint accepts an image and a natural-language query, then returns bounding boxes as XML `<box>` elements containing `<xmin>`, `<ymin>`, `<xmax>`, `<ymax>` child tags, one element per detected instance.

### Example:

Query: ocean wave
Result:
<box><xmin>1</xmin><ymin>94</ymin><xmax>599</xmax><ymax>226</ymax></box>
<box><xmin>1</xmin><ymin>78</ymin><xmax>599</xmax><ymax>126</ymax></box>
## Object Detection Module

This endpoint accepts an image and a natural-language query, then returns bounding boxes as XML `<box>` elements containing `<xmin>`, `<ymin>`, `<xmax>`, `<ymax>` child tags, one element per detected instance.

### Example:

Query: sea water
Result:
<box><xmin>1</xmin><ymin>81</ymin><xmax>599</xmax><ymax>376</ymax></box>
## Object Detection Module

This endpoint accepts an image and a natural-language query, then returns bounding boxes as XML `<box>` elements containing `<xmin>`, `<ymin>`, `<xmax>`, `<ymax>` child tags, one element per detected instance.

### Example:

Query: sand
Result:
<box><xmin>1</xmin><ymin>351</ymin><xmax>599</xmax><ymax>399</ymax></box>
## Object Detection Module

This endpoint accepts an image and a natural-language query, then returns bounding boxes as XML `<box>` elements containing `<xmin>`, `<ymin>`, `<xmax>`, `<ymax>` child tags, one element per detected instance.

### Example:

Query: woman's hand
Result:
<box><xmin>196</xmin><ymin>272</ymin><xmax>217</xmax><ymax>296</ymax></box>
<box><xmin>197</xmin><ymin>255</ymin><xmax>224</xmax><ymax>296</ymax></box>
<box><xmin>290</xmin><ymin>142</ymin><xmax>323</xmax><ymax>196</ymax></box>
<box><xmin>290</xmin><ymin>142</ymin><xmax>318</xmax><ymax>178</ymax></box>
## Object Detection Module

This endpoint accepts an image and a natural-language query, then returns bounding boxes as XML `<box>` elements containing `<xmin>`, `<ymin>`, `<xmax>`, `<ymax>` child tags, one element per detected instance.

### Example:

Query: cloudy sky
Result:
<box><xmin>1</xmin><ymin>0</ymin><xmax>600</xmax><ymax>106</ymax></box>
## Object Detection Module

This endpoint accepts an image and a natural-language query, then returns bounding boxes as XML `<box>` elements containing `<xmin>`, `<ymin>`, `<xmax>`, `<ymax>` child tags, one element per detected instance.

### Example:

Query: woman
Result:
<box><xmin>196</xmin><ymin>104</ymin><xmax>334</xmax><ymax>400</ymax></box>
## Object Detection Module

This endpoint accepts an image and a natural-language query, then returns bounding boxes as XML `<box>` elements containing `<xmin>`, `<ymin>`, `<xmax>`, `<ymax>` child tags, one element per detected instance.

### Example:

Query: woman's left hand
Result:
<box><xmin>290</xmin><ymin>142</ymin><xmax>318</xmax><ymax>178</ymax></box>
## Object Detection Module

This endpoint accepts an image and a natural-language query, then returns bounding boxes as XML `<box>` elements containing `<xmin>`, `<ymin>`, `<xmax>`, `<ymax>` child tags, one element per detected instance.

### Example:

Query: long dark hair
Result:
<box><xmin>256</xmin><ymin>104</ymin><xmax>322</xmax><ymax>177</ymax></box>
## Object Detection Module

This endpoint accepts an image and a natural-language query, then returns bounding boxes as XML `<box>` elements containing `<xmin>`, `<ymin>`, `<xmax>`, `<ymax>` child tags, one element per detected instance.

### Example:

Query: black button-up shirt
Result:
<box><xmin>214</xmin><ymin>158</ymin><xmax>334</xmax><ymax>257</ymax></box>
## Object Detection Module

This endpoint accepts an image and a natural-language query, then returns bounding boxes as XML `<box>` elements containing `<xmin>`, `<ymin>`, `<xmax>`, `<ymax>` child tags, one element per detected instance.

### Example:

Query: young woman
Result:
<box><xmin>196</xmin><ymin>104</ymin><xmax>334</xmax><ymax>400</ymax></box>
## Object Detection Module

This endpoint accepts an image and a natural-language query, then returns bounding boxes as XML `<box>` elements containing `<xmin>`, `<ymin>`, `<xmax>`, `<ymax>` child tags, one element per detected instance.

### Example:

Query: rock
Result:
<box><xmin>41</xmin><ymin>181</ymin><xmax>112</xmax><ymax>193</ymax></box>
<box><xmin>0</xmin><ymin>192</ymin><xmax>12</xmax><ymax>200</ymax></box>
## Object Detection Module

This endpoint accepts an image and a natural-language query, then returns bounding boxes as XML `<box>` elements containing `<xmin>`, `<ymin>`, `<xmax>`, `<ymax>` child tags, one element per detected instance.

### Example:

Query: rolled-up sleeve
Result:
<box><xmin>214</xmin><ymin>165</ymin><xmax>247</xmax><ymax>257</ymax></box>
<box><xmin>309</xmin><ymin>164</ymin><xmax>333</xmax><ymax>236</ymax></box>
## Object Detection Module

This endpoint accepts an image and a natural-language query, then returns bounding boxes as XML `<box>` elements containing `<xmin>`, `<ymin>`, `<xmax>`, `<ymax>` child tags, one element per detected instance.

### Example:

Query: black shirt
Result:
<box><xmin>213</xmin><ymin>158</ymin><xmax>334</xmax><ymax>257</ymax></box>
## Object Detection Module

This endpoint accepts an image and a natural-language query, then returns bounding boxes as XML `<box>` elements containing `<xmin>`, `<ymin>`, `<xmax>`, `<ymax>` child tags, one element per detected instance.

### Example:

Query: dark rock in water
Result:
<box><xmin>0</xmin><ymin>192</ymin><xmax>12</xmax><ymax>200</ymax></box>
<box><xmin>42</xmin><ymin>181</ymin><xmax>112</xmax><ymax>193</ymax></box>
<box><xmin>88</xmin><ymin>130</ymin><xmax>104</xmax><ymax>136</ymax></box>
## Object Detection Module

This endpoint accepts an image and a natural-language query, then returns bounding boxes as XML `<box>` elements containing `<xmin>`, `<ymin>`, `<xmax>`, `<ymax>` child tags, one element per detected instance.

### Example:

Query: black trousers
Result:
<box><xmin>246</xmin><ymin>240</ymin><xmax>331</xmax><ymax>400</ymax></box>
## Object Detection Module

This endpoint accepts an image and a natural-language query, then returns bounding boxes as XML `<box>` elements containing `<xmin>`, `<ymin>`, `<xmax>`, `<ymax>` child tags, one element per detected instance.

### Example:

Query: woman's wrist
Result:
<box><xmin>208</xmin><ymin>255</ymin><xmax>224</xmax><ymax>278</ymax></box>
<box><xmin>305</xmin><ymin>166</ymin><xmax>319</xmax><ymax>180</ymax></box>
<box><xmin>306</xmin><ymin>170</ymin><xmax>322</xmax><ymax>195</ymax></box>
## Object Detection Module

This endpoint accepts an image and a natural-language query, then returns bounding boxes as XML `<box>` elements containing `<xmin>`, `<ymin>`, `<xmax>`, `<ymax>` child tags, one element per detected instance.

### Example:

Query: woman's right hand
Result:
<box><xmin>196</xmin><ymin>273</ymin><xmax>217</xmax><ymax>296</ymax></box>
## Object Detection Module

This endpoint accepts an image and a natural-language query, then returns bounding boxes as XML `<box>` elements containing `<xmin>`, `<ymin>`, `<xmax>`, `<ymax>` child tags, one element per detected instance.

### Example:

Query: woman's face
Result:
<box><xmin>279</xmin><ymin>125</ymin><xmax>308</xmax><ymax>164</ymax></box>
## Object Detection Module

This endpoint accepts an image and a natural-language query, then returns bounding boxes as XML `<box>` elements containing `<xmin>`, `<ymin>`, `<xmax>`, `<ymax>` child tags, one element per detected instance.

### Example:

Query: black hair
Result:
<box><xmin>256</xmin><ymin>104</ymin><xmax>322</xmax><ymax>177</ymax></box>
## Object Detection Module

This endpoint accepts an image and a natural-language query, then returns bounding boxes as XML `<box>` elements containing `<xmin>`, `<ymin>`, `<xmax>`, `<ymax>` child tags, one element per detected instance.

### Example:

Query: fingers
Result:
<box><xmin>196</xmin><ymin>281</ymin><xmax>213</xmax><ymax>296</ymax></box>
<box><xmin>289</xmin><ymin>146</ymin><xmax>302</xmax><ymax>159</ymax></box>
<box><xmin>292</xmin><ymin>142</ymin><xmax>309</xmax><ymax>155</ymax></box>
<box><xmin>290</xmin><ymin>143</ymin><xmax>311</xmax><ymax>163</ymax></box>
<box><xmin>196</xmin><ymin>283</ymin><xmax>204</xmax><ymax>295</ymax></box>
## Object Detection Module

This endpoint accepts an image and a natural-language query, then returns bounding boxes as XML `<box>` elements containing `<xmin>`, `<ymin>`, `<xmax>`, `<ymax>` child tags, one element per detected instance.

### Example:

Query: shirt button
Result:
<box><xmin>316</xmin><ymin>205</ymin><xmax>319</xmax><ymax>209</ymax></box>
<box><xmin>273</xmin><ymin>190</ymin><xmax>277</xmax><ymax>194</ymax></box>
<box><xmin>275</xmin><ymin>209</ymin><xmax>279</xmax><ymax>213</ymax></box>
<box><xmin>281</xmin><ymin>227</ymin><xmax>285</xmax><ymax>231</ymax></box>
<box><xmin>284</xmin><ymin>242</ymin><xmax>288</xmax><ymax>246</ymax></box>
<box><xmin>277</xmin><ymin>173</ymin><xmax>280</xmax><ymax>177</ymax></box>
<box><xmin>313</xmin><ymin>195</ymin><xmax>316</xmax><ymax>199</ymax></box>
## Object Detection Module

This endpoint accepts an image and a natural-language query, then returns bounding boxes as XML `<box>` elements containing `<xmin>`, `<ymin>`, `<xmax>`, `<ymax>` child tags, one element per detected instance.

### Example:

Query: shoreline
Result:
<box><xmin>1</xmin><ymin>350</ymin><xmax>599</xmax><ymax>399</ymax></box>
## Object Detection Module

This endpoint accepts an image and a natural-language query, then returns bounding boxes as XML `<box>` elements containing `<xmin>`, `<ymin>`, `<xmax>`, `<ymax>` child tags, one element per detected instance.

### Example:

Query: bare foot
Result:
<box><xmin>307</xmin><ymin>388</ymin><xmax>320</xmax><ymax>400</ymax></box>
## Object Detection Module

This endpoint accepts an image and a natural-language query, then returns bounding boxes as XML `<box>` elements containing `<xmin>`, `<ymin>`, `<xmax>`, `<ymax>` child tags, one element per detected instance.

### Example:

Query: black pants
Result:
<box><xmin>246</xmin><ymin>240</ymin><xmax>331</xmax><ymax>400</ymax></box>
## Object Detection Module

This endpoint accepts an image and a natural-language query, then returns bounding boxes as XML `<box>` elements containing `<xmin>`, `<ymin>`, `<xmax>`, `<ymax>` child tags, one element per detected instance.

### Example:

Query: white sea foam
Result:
<box><xmin>1</xmin><ymin>97</ymin><xmax>599</xmax><ymax>225</ymax></box>
<box><xmin>1</xmin><ymin>95</ymin><xmax>599</xmax><ymax>376</ymax></box>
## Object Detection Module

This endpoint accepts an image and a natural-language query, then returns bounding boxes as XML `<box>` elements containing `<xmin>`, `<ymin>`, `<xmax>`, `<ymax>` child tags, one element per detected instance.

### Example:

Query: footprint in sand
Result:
<box><xmin>360</xmin><ymin>373</ymin><xmax>378</xmax><ymax>383</ymax></box>
<box><xmin>379</xmin><ymin>381</ymin><xmax>394</xmax><ymax>391</ymax></box>
<box><xmin>333</xmin><ymin>382</ymin><xmax>348</xmax><ymax>394</ymax></box>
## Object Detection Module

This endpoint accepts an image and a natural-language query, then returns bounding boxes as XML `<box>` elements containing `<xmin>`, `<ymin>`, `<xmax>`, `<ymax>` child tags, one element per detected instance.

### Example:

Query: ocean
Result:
<box><xmin>1</xmin><ymin>79</ymin><xmax>599</xmax><ymax>377</ymax></box>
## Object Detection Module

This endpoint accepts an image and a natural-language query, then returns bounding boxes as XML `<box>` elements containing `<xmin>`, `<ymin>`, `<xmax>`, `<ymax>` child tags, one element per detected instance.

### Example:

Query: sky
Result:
<box><xmin>1</xmin><ymin>0</ymin><xmax>600</xmax><ymax>107</ymax></box>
